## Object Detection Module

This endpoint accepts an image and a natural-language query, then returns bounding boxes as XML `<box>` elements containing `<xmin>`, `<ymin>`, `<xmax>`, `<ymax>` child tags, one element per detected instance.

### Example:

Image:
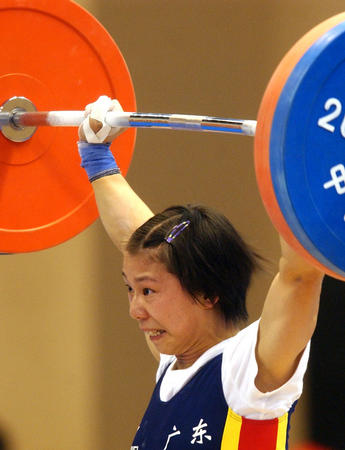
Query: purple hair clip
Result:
<box><xmin>165</xmin><ymin>220</ymin><xmax>191</xmax><ymax>244</ymax></box>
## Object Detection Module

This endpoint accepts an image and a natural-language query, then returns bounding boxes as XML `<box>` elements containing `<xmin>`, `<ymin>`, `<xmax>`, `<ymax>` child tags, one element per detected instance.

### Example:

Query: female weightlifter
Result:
<box><xmin>77</xmin><ymin>96</ymin><xmax>324</xmax><ymax>449</ymax></box>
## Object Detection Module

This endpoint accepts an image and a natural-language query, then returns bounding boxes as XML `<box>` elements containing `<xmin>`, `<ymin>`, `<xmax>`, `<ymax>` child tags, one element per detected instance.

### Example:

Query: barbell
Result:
<box><xmin>1</xmin><ymin>0</ymin><xmax>345</xmax><ymax>282</ymax></box>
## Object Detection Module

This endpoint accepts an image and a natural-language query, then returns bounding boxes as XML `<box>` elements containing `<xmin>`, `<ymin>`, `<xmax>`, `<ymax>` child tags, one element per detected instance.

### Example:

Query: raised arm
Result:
<box><xmin>255</xmin><ymin>236</ymin><xmax>325</xmax><ymax>392</ymax></box>
<box><xmin>91</xmin><ymin>175</ymin><xmax>153</xmax><ymax>253</ymax></box>
<box><xmin>78</xmin><ymin>96</ymin><xmax>153</xmax><ymax>253</ymax></box>
<box><xmin>78</xmin><ymin>96</ymin><xmax>160</xmax><ymax>361</ymax></box>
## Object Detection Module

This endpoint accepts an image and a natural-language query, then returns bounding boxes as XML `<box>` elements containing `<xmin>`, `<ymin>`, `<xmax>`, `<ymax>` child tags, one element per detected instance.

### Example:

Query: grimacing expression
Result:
<box><xmin>122</xmin><ymin>250</ymin><xmax>218</xmax><ymax>358</ymax></box>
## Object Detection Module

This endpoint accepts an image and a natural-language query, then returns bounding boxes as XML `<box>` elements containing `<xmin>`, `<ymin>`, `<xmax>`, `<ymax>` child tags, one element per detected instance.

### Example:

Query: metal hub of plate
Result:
<box><xmin>0</xmin><ymin>96</ymin><xmax>37</xmax><ymax>142</ymax></box>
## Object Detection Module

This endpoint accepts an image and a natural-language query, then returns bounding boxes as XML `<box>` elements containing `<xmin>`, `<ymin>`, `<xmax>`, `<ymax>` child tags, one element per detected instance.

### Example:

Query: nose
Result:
<box><xmin>129</xmin><ymin>293</ymin><xmax>149</xmax><ymax>321</ymax></box>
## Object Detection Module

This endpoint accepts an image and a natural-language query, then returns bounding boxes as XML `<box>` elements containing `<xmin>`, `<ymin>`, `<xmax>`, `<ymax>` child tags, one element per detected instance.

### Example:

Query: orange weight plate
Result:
<box><xmin>0</xmin><ymin>0</ymin><xmax>136</xmax><ymax>253</ymax></box>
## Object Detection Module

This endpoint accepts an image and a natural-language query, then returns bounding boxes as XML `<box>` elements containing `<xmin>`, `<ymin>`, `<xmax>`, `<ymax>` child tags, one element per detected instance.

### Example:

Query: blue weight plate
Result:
<box><xmin>270</xmin><ymin>19</ymin><xmax>345</xmax><ymax>278</ymax></box>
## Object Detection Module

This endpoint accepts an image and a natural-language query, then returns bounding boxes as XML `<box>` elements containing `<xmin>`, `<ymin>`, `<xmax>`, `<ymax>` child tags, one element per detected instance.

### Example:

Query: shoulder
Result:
<box><xmin>223</xmin><ymin>320</ymin><xmax>259</xmax><ymax>356</ymax></box>
<box><xmin>221</xmin><ymin>319</ymin><xmax>310</xmax><ymax>419</ymax></box>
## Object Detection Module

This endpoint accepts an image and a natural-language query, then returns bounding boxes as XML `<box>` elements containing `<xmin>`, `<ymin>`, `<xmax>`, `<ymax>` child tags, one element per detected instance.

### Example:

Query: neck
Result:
<box><xmin>174</xmin><ymin>322</ymin><xmax>239</xmax><ymax>370</ymax></box>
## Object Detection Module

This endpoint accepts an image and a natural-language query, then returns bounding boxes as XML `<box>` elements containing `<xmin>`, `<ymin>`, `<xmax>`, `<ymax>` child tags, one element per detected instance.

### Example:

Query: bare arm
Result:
<box><xmin>78</xmin><ymin>97</ymin><xmax>154</xmax><ymax>253</ymax></box>
<box><xmin>79</xmin><ymin>97</ymin><xmax>158</xmax><ymax>360</ymax></box>
<box><xmin>92</xmin><ymin>174</ymin><xmax>153</xmax><ymax>253</ymax></box>
<box><xmin>93</xmin><ymin>175</ymin><xmax>160</xmax><ymax>360</ymax></box>
<box><xmin>255</xmin><ymin>236</ymin><xmax>324</xmax><ymax>392</ymax></box>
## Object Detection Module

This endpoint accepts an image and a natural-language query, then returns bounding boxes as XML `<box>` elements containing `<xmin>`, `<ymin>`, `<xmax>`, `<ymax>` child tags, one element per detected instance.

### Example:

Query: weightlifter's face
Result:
<box><xmin>122</xmin><ymin>250</ymin><xmax>215</xmax><ymax>361</ymax></box>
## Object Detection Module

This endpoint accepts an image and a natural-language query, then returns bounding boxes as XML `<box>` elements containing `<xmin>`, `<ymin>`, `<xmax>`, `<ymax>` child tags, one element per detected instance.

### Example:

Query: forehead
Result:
<box><xmin>122</xmin><ymin>250</ymin><xmax>167</xmax><ymax>278</ymax></box>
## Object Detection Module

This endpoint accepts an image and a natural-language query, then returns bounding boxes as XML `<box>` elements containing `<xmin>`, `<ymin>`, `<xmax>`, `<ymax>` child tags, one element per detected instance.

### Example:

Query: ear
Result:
<box><xmin>198</xmin><ymin>295</ymin><xmax>219</xmax><ymax>310</ymax></box>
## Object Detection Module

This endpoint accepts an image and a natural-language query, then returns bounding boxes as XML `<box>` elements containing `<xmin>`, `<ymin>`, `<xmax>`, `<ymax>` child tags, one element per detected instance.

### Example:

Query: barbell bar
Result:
<box><xmin>0</xmin><ymin>106</ymin><xmax>258</xmax><ymax>138</ymax></box>
<box><xmin>1</xmin><ymin>0</ymin><xmax>345</xmax><ymax>283</ymax></box>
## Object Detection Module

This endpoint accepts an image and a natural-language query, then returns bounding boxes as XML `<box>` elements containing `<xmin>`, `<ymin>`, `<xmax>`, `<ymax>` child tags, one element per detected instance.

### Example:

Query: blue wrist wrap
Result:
<box><xmin>78</xmin><ymin>142</ymin><xmax>120</xmax><ymax>182</ymax></box>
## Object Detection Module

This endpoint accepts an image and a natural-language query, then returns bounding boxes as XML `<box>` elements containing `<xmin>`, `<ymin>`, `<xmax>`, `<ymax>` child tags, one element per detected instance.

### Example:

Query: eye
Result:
<box><xmin>125</xmin><ymin>284</ymin><xmax>133</xmax><ymax>293</ymax></box>
<box><xmin>143</xmin><ymin>288</ymin><xmax>153</xmax><ymax>296</ymax></box>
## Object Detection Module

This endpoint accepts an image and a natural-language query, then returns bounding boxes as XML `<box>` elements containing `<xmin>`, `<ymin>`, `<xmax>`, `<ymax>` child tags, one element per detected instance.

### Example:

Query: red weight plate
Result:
<box><xmin>254</xmin><ymin>13</ymin><xmax>345</xmax><ymax>280</ymax></box>
<box><xmin>0</xmin><ymin>0</ymin><xmax>136</xmax><ymax>253</ymax></box>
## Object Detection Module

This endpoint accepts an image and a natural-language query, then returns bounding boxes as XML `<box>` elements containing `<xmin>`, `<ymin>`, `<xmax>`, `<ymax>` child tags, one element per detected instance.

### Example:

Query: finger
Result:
<box><xmin>89</xmin><ymin>95</ymin><xmax>112</xmax><ymax>122</ymax></box>
<box><xmin>109</xmin><ymin>99</ymin><xmax>124</xmax><ymax>112</ymax></box>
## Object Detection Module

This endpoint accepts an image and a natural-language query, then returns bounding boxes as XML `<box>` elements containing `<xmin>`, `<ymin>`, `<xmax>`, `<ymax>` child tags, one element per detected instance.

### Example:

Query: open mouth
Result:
<box><xmin>146</xmin><ymin>329</ymin><xmax>166</xmax><ymax>339</ymax></box>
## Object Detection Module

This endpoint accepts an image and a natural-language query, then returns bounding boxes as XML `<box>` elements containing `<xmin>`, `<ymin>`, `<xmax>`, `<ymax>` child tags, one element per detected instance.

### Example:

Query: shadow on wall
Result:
<box><xmin>291</xmin><ymin>443</ymin><xmax>334</xmax><ymax>450</ymax></box>
<box><xmin>308</xmin><ymin>277</ymin><xmax>345</xmax><ymax>450</ymax></box>
<box><xmin>0</xmin><ymin>427</ymin><xmax>11</xmax><ymax>450</ymax></box>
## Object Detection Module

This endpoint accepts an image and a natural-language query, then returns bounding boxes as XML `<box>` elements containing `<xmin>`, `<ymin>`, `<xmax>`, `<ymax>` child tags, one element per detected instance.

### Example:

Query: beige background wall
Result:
<box><xmin>0</xmin><ymin>1</ymin><xmax>343</xmax><ymax>448</ymax></box>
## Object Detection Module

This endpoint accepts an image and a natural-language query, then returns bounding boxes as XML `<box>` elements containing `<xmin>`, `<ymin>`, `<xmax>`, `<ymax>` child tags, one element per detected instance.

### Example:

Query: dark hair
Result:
<box><xmin>126</xmin><ymin>205</ymin><xmax>261</xmax><ymax>325</ymax></box>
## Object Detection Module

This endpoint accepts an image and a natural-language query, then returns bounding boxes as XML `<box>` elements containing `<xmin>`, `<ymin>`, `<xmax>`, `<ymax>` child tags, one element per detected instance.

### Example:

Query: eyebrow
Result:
<box><xmin>121</xmin><ymin>271</ymin><xmax>158</xmax><ymax>283</ymax></box>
